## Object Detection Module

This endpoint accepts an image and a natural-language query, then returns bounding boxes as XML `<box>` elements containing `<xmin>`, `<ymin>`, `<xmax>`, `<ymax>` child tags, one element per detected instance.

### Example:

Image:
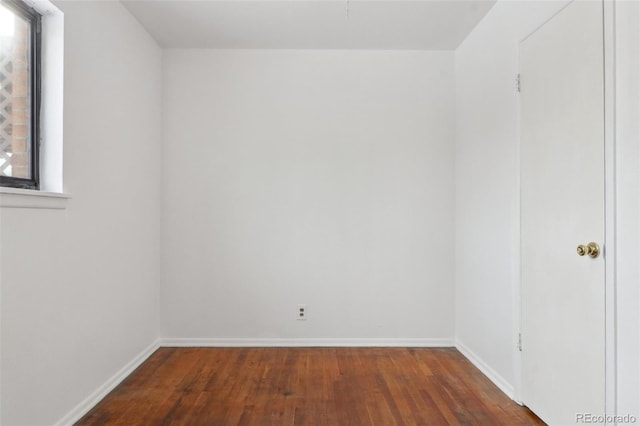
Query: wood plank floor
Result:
<box><xmin>77</xmin><ymin>347</ymin><xmax>544</xmax><ymax>425</ymax></box>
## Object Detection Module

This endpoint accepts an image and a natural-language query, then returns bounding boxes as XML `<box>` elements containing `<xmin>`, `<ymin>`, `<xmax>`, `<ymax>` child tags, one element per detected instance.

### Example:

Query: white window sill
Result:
<box><xmin>0</xmin><ymin>187</ymin><xmax>70</xmax><ymax>210</ymax></box>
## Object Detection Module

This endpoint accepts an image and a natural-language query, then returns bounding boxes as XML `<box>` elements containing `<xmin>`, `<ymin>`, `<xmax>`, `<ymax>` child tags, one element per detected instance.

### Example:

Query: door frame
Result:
<box><xmin>513</xmin><ymin>0</ymin><xmax>617</xmax><ymax>419</ymax></box>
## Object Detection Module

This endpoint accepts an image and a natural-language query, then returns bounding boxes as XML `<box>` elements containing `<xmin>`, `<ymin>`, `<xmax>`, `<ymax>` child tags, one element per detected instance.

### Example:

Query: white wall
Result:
<box><xmin>0</xmin><ymin>1</ymin><xmax>162</xmax><ymax>424</ymax></box>
<box><xmin>615</xmin><ymin>0</ymin><xmax>640</xmax><ymax>417</ymax></box>
<box><xmin>454</xmin><ymin>0</ymin><xmax>570</xmax><ymax>396</ymax></box>
<box><xmin>161</xmin><ymin>50</ymin><xmax>455</xmax><ymax>342</ymax></box>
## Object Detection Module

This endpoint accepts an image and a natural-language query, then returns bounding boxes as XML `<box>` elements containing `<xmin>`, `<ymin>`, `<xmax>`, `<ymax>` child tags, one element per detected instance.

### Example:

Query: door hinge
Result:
<box><xmin>518</xmin><ymin>333</ymin><xmax>523</xmax><ymax>351</ymax></box>
<box><xmin>516</xmin><ymin>74</ymin><xmax>521</xmax><ymax>93</ymax></box>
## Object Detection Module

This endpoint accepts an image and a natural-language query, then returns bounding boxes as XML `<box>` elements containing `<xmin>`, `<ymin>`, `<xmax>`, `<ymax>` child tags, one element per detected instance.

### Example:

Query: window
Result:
<box><xmin>0</xmin><ymin>0</ymin><xmax>41</xmax><ymax>189</ymax></box>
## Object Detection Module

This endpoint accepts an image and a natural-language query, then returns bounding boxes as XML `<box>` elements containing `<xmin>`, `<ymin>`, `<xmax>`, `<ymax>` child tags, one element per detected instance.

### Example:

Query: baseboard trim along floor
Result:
<box><xmin>160</xmin><ymin>337</ymin><xmax>455</xmax><ymax>348</ymax></box>
<box><xmin>55</xmin><ymin>340</ymin><xmax>161</xmax><ymax>426</ymax></box>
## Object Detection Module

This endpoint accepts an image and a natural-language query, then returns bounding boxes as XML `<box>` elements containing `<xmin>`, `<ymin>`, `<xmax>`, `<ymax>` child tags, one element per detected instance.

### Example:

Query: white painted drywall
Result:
<box><xmin>454</xmin><ymin>0</ymin><xmax>570</xmax><ymax>395</ymax></box>
<box><xmin>615</xmin><ymin>0</ymin><xmax>640</xmax><ymax>418</ymax></box>
<box><xmin>0</xmin><ymin>1</ymin><xmax>162</xmax><ymax>424</ymax></box>
<box><xmin>161</xmin><ymin>50</ymin><xmax>455</xmax><ymax>341</ymax></box>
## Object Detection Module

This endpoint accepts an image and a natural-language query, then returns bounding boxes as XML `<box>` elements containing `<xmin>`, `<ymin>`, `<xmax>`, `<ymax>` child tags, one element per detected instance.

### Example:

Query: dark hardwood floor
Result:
<box><xmin>77</xmin><ymin>347</ymin><xmax>544</xmax><ymax>425</ymax></box>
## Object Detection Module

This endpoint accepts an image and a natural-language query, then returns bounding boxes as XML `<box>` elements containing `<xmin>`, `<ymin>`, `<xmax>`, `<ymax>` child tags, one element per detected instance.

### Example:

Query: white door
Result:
<box><xmin>520</xmin><ymin>1</ymin><xmax>605</xmax><ymax>425</ymax></box>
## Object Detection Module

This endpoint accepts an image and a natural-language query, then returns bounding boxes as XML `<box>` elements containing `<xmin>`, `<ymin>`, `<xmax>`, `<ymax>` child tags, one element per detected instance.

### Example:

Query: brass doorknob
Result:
<box><xmin>577</xmin><ymin>242</ymin><xmax>600</xmax><ymax>258</ymax></box>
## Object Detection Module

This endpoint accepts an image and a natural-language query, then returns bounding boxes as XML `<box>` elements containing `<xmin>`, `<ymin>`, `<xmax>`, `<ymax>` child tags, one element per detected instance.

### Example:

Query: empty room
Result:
<box><xmin>0</xmin><ymin>0</ymin><xmax>638</xmax><ymax>424</ymax></box>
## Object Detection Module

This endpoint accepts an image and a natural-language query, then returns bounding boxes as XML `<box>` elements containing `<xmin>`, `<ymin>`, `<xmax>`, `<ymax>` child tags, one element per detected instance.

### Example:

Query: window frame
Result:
<box><xmin>0</xmin><ymin>0</ymin><xmax>42</xmax><ymax>190</ymax></box>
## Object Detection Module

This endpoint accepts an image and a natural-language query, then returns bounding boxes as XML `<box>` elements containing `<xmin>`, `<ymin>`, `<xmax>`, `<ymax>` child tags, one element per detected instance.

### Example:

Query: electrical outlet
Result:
<box><xmin>297</xmin><ymin>304</ymin><xmax>307</xmax><ymax>320</ymax></box>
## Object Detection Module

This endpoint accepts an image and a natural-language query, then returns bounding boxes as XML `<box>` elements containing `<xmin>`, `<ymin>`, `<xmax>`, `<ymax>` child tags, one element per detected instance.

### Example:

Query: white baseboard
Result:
<box><xmin>455</xmin><ymin>340</ymin><xmax>515</xmax><ymax>400</ymax></box>
<box><xmin>55</xmin><ymin>339</ymin><xmax>161</xmax><ymax>426</ymax></box>
<box><xmin>160</xmin><ymin>337</ymin><xmax>455</xmax><ymax>348</ymax></box>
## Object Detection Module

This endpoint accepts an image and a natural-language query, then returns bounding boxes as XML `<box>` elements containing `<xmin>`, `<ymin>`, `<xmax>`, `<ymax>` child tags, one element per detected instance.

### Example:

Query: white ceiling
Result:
<box><xmin>121</xmin><ymin>1</ymin><xmax>496</xmax><ymax>50</ymax></box>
